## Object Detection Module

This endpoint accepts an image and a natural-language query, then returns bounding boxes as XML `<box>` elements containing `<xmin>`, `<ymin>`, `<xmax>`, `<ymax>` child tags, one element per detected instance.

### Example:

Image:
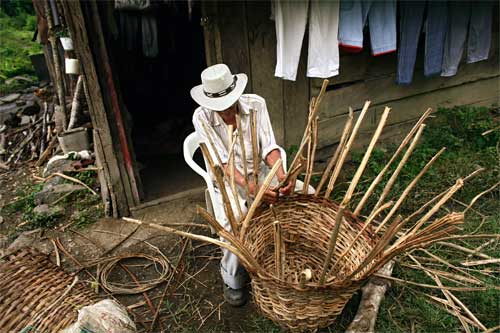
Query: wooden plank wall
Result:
<box><xmin>212</xmin><ymin>1</ymin><xmax>499</xmax><ymax>152</ymax></box>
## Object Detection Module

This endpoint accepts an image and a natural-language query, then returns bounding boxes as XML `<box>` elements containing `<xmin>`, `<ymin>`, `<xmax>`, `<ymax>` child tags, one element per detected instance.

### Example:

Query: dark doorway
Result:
<box><xmin>108</xmin><ymin>2</ymin><xmax>206</xmax><ymax>201</ymax></box>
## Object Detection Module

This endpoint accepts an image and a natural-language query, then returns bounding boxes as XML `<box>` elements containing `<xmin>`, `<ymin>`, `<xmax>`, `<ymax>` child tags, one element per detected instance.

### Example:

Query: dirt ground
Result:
<box><xmin>0</xmin><ymin>164</ymin><xmax>362</xmax><ymax>332</ymax></box>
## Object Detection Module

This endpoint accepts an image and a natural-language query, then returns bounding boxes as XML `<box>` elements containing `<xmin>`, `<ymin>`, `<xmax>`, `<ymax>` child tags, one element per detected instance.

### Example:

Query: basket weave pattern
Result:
<box><xmin>244</xmin><ymin>195</ymin><xmax>378</xmax><ymax>330</ymax></box>
<box><xmin>0</xmin><ymin>247</ymin><xmax>100</xmax><ymax>332</ymax></box>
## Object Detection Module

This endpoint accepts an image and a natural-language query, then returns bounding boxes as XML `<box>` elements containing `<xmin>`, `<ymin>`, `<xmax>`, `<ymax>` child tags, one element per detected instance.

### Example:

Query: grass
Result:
<box><xmin>319</xmin><ymin>105</ymin><xmax>499</xmax><ymax>332</ymax></box>
<box><xmin>2</xmin><ymin>170</ymin><xmax>104</xmax><ymax>234</ymax></box>
<box><xmin>0</xmin><ymin>6</ymin><xmax>41</xmax><ymax>94</ymax></box>
<box><xmin>283</xmin><ymin>106</ymin><xmax>500</xmax><ymax>332</ymax></box>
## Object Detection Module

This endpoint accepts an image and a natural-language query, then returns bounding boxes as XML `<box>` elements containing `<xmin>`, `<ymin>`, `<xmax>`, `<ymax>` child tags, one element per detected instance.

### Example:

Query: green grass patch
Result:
<box><xmin>319</xmin><ymin>105</ymin><xmax>499</xmax><ymax>332</ymax></box>
<box><xmin>0</xmin><ymin>5</ymin><xmax>41</xmax><ymax>93</ymax></box>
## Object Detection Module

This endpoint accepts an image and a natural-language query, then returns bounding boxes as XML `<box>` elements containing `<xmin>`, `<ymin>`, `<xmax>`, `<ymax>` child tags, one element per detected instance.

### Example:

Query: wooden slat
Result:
<box><xmin>218</xmin><ymin>1</ymin><xmax>252</xmax><ymax>91</ymax></box>
<box><xmin>318</xmin><ymin>76</ymin><xmax>500</xmax><ymax>148</ymax></box>
<box><xmin>246</xmin><ymin>1</ymin><xmax>285</xmax><ymax>145</ymax></box>
<box><xmin>322</xmin><ymin>57</ymin><xmax>499</xmax><ymax>120</ymax></box>
<box><xmin>201</xmin><ymin>1</ymin><xmax>218</xmax><ymax>66</ymax></box>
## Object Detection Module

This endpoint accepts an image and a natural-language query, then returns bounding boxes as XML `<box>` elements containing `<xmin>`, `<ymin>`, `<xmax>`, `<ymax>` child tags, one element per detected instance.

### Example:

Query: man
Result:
<box><xmin>190</xmin><ymin>64</ymin><xmax>309</xmax><ymax>306</ymax></box>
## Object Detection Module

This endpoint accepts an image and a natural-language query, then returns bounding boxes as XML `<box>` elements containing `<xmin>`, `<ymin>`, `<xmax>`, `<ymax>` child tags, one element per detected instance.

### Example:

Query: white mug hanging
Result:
<box><xmin>65</xmin><ymin>58</ymin><xmax>81</xmax><ymax>75</ymax></box>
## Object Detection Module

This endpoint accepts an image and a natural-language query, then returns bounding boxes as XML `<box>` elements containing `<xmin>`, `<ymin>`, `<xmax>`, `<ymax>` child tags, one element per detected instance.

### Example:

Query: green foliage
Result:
<box><xmin>2</xmin><ymin>183</ymin><xmax>62</xmax><ymax>230</ymax></box>
<box><xmin>343</xmin><ymin>106</ymin><xmax>499</xmax><ymax>216</ymax></box>
<box><xmin>0</xmin><ymin>3</ymin><xmax>41</xmax><ymax>93</ymax></box>
<box><xmin>0</xmin><ymin>0</ymin><xmax>35</xmax><ymax>17</ymax></box>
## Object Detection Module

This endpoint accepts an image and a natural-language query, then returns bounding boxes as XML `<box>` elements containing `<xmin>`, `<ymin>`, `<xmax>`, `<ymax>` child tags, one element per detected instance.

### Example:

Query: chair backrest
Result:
<box><xmin>183</xmin><ymin>132</ymin><xmax>211</xmax><ymax>181</ymax></box>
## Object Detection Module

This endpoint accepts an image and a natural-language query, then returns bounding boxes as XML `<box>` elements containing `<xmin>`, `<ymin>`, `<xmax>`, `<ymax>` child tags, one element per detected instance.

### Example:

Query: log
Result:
<box><xmin>346</xmin><ymin>261</ymin><xmax>394</xmax><ymax>333</ymax></box>
<box><xmin>36</xmin><ymin>135</ymin><xmax>58</xmax><ymax>167</ymax></box>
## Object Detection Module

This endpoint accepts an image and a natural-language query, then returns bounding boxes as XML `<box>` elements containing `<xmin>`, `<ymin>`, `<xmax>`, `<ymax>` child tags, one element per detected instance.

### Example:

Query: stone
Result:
<box><xmin>34</xmin><ymin>183</ymin><xmax>85</xmax><ymax>205</ymax></box>
<box><xmin>7</xmin><ymin>230</ymin><xmax>52</xmax><ymax>254</ymax></box>
<box><xmin>43</xmin><ymin>158</ymin><xmax>75</xmax><ymax>177</ymax></box>
<box><xmin>5</xmin><ymin>75</ymin><xmax>35</xmax><ymax>85</ymax></box>
<box><xmin>33</xmin><ymin>204</ymin><xmax>64</xmax><ymax>216</ymax></box>
<box><xmin>0</xmin><ymin>93</ymin><xmax>21</xmax><ymax>103</ymax></box>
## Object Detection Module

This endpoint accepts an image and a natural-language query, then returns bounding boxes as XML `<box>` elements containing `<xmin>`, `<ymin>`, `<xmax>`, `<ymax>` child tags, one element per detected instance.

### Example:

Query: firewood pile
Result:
<box><xmin>0</xmin><ymin>84</ymin><xmax>88</xmax><ymax>171</ymax></box>
<box><xmin>125</xmin><ymin>80</ymin><xmax>499</xmax><ymax>331</ymax></box>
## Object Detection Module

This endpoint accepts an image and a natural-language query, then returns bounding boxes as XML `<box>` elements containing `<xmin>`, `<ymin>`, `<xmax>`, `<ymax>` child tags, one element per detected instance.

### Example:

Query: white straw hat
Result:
<box><xmin>190</xmin><ymin>64</ymin><xmax>247</xmax><ymax>111</ymax></box>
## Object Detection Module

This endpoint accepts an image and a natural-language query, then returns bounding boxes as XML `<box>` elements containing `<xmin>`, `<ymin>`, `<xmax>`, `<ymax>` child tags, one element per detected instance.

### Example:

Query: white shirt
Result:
<box><xmin>192</xmin><ymin>94</ymin><xmax>281</xmax><ymax>177</ymax></box>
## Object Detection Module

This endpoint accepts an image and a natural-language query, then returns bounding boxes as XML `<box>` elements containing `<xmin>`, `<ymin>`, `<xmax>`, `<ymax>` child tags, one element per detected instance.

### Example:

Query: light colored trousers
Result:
<box><xmin>274</xmin><ymin>0</ymin><xmax>340</xmax><ymax>81</ymax></box>
<box><xmin>213</xmin><ymin>167</ymin><xmax>314</xmax><ymax>289</ymax></box>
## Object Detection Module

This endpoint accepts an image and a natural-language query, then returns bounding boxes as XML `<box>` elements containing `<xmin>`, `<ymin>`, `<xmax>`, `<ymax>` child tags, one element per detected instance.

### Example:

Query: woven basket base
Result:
<box><xmin>244</xmin><ymin>195</ymin><xmax>377</xmax><ymax>331</ymax></box>
<box><xmin>0</xmin><ymin>247</ymin><xmax>100</xmax><ymax>332</ymax></box>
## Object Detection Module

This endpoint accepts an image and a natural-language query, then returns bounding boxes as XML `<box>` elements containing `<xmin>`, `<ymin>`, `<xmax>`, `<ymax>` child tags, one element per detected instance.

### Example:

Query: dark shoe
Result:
<box><xmin>223</xmin><ymin>284</ymin><xmax>248</xmax><ymax>307</ymax></box>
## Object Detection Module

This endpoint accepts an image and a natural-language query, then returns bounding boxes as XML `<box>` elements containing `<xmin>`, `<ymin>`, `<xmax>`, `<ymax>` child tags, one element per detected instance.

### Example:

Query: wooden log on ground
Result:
<box><xmin>346</xmin><ymin>261</ymin><xmax>394</xmax><ymax>333</ymax></box>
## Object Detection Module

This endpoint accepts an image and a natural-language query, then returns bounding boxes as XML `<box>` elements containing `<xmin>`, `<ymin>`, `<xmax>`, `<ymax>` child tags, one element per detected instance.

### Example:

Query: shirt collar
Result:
<box><xmin>209</xmin><ymin>97</ymin><xmax>250</xmax><ymax>127</ymax></box>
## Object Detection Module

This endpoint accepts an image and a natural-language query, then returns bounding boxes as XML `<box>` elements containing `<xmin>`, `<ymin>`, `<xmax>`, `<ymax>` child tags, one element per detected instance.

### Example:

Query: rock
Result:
<box><xmin>0</xmin><ymin>216</ymin><xmax>3</xmax><ymax>224</ymax></box>
<box><xmin>34</xmin><ymin>183</ymin><xmax>85</xmax><ymax>205</ymax></box>
<box><xmin>0</xmin><ymin>93</ymin><xmax>21</xmax><ymax>103</ymax></box>
<box><xmin>43</xmin><ymin>158</ymin><xmax>76</xmax><ymax>177</ymax></box>
<box><xmin>20</xmin><ymin>115</ymin><xmax>31</xmax><ymax>125</ymax></box>
<box><xmin>5</xmin><ymin>75</ymin><xmax>35</xmax><ymax>85</ymax></box>
<box><xmin>7</xmin><ymin>230</ymin><xmax>52</xmax><ymax>254</ymax></box>
<box><xmin>16</xmin><ymin>99</ymin><xmax>26</xmax><ymax>106</ymax></box>
<box><xmin>33</xmin><ymin>204</ymin><xmax>64</xmax><ymax>216</ymax></box>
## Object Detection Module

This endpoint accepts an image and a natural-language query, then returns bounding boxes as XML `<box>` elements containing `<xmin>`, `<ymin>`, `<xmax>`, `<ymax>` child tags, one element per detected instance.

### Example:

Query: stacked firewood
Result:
<box><xmin>0</xmin><ymin>84</ymin><xmax>88</xmax><ymax>171</ymax></box>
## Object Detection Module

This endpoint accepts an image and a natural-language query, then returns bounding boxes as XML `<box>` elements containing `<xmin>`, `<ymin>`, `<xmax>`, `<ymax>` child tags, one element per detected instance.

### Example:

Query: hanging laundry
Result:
<box><xmin>338</xmin><ymin>0</ymin><xmax>396</xmax><ymax>56</ymax></box>
<box><xmin>396</xmin><ymin>1</ymin><xmax>448</xmax><ymax>85</ymax></box>
<box><xmin>141</xmin><ymin>14</ymin><xmax>158</xmax><ymax>58</ymax></box>
<box><xmin>274</xmin><ymin>0</ymin><xmax>340</xmax><ymax>81</ymax></box>
<box><xmin>441</xmin><ymin>1</ymin><xmax>493</xmax><ymax>77</ymax></box>
<box><xmin>115</xmin><ymin>0</ymin><xmax>151</xmax><ymax>11</ymax></box>
<box><xmin>115</xmin><ymin>0</ymin><xmax>158</xmax><ymax>58</ymax></box>
<box><xmin>117</xmin><ymin>12</ymin><xmax>140</xmax><ymax>51</ymax></box>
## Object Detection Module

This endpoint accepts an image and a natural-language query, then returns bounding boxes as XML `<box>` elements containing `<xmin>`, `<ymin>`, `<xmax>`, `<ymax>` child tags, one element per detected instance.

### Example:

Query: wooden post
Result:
<box><xmin>61</xmin><ymin>0</ymin><xmax>132</xmax><ymax>216</ymax></box>
<box><xmin>44</xmin><ymin>0</ymin><xmax>67</xmax><ymax>130</ymax></box>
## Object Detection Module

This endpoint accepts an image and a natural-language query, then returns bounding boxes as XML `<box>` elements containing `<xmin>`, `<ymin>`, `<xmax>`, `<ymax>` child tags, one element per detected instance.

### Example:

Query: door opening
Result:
<box><xmin>109</xmin><ymin>2</ymin><xmax>207</xmax><ymax>201</ymax></box>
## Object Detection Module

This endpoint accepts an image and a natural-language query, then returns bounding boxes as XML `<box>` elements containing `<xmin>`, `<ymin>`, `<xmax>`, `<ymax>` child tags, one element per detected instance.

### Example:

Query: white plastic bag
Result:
<box><xmin>61</xmin><ymin>299</ymin><xmax>136</xmax><ymax>333</ymax></box>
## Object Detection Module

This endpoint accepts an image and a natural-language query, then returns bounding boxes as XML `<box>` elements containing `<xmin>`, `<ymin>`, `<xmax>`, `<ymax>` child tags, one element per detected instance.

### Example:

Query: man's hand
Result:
<box><xmin>248</xmin><ymin>180</ymin><xmax>278</xmax><ymax>204</ymax></box>
<box><xmin>278</xmin><ymin>179</ymin><xmax>295</xmax><ymax>196</ymax></box>
<box><xmin>274</xmin><ymin>174</ymin><xmax>295</xmax><ymax>196</ymax></box>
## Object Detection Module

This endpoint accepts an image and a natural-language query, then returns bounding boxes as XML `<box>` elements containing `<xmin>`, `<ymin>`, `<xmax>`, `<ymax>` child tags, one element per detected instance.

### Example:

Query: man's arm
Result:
<box><xmin>265</xmin><ymin>149</ymin><xmax>294</xmax><ymax>195</ymax></box>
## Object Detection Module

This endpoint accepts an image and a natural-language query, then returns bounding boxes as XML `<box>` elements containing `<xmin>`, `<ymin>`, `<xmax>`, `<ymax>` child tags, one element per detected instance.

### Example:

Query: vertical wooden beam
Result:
<box><xmin>86</xmin><ymin>0</ymin><xmax>140</xmax><ymax>207</ymax></box>
<box><xmin>217</xmin><ymin>1</ymin><xmax>252</xmax><ymax>91</ymax></box>
<box><xmin>61</xmin><ymin>0</ymin><xmax>131</xmax><ymax>216</ymax></box>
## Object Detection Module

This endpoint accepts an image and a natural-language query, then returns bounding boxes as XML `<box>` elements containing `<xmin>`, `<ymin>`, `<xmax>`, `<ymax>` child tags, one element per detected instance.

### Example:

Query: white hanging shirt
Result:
<box><xmin>192</xmin><ymin>94</ymin><xmax>281</xmax><ymax>176</ymax></box>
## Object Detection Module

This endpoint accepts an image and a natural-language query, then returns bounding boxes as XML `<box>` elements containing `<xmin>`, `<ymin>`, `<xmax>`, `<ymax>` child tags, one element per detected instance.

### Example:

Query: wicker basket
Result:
<box><xmin>0</xmin><ymin>247</ymin><xmax>100</xmax><ymax>332</ymax></box>
<box><xmin>243</xmin><ymin>194</ymin><xmax>378</xmax><ymax>331</ymax></box>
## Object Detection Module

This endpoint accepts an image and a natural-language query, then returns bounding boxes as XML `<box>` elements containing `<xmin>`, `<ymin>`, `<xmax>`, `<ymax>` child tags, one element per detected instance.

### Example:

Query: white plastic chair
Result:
<box><xmin>183</xmin><ymin>132</ymin><xmax>288</xmax><ymax>233</ymax></box>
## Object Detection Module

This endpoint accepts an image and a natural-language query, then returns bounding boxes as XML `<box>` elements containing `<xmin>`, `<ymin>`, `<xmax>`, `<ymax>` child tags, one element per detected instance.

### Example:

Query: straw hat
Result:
<box><xmin>190</xmin><ymin>64</ymin><xmax>248</xmax><ymax>111</ymax></box>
